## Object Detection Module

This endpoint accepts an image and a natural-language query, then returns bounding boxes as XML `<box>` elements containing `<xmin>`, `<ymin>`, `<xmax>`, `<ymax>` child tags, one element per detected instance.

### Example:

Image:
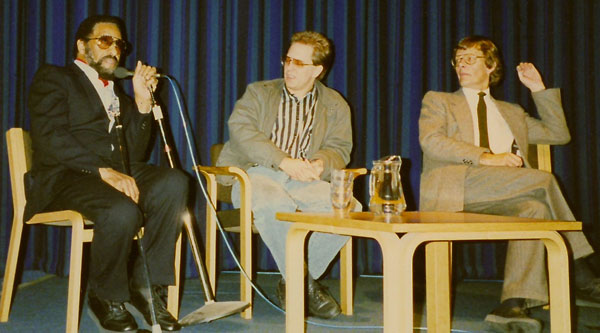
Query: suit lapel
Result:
<box><xmin>69</xmin><ymin>63</ymin><xmax>111</xmax><ymax>128</ymax></box>
<box><xmin>308</xmin><ymin>82</ymin><xmax>327</xmax><ymax>155</ymax></box>
<box><xmin>451</xmin><ymin>90</ymin><xmax>476</xmax><ymax>144</ymax></box>
<box><xmin>263</xmin><ymin>80</ymin><xmax>284</xmax><ymax>133</ymax></box>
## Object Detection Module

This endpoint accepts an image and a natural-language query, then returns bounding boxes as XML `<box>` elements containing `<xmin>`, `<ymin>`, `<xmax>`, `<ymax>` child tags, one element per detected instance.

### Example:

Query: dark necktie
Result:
<box><xmin>477</xmin><ymin>92</ymin><xmax>489</xmax><ymax>149</ymax></box>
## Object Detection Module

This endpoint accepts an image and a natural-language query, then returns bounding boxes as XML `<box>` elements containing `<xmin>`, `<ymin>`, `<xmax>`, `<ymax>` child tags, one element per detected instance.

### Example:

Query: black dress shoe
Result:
<box><xmin>129</xmin><ymin>283</ymin><xmax>181</xmax><ymax>331</ymax></box>
<box><xmin>88</xmin><ymin>290</ymin><xmax>138</xmax><ymax>332</ymax></box>
<box><xmin>484</xmin><ymin>298</ymin><xmax>542</xmax><ymax>333</ymax></box>
<box><xmin>306</xmin><ymin>278</ymin><xmax>341</xmax><ymax>319</ymax></box>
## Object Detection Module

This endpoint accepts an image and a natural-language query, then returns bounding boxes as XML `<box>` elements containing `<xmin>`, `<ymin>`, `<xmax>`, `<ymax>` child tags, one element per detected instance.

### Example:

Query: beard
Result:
<box><xmin>84</xmin><ymin>46</ymin><xmax>119</xmax><ymax>80</ymax></box>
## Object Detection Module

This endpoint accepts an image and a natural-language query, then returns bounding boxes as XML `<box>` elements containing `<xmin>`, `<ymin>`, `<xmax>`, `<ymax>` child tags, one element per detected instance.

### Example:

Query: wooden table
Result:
<box><xmin>276</xmin><ymin>211</ymin><xmax>581</xmax><ymax>333</ymax></box>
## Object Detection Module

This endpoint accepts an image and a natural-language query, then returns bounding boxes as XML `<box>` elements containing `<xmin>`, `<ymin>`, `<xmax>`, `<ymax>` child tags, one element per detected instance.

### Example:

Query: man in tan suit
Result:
<box><xmin>419</xmin><ymin>35</ymin><xmax>600</xmax><ymax>332</ymax></box>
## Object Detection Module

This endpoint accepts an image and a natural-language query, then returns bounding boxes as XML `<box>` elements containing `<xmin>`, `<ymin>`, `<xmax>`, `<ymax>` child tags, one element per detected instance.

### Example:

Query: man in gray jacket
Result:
<box><xmin>217</xmin><ymin>31</ymin><xmax>355</xmax><ymax>319</ymax></box>
<box><xmin>419</xmin><ymin>35</ymin><xmax>600</xmax><ymax>332</ymax></box>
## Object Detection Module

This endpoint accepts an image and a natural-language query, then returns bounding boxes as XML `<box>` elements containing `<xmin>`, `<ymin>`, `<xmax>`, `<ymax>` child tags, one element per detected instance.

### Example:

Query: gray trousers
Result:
<box><xmin>232</xmin><ymin>166</ymin><xmax>360</xmax><ymax>280</ymax></box>
<box><xmin>463</xmin><ymin>165</ymin><xmax>593</xmax><ymax>307</ymax></box>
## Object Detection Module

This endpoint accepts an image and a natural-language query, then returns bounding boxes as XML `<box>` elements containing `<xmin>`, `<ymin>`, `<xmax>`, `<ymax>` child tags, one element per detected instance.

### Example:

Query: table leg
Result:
<box><xmin>426</xmin><ymin>241</ymin><xmax>452</xmax><ymax>332</ymax></box>
<box><xmin>374</xmin><ymin>232</ymin><xmax>416</xmax><ymax>333</ymax></box>
<box><xmin>286</xmin><ymin>226</ymin><xmax>310</xmax><ymax>333</ymax></box>
<box><xmin>340</xmin><ymin>239</ymin><xmax>353</xmax><ymax>315</ymax></box>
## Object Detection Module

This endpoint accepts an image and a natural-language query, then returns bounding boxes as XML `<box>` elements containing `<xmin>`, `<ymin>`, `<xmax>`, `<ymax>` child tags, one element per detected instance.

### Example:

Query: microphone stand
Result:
<box><xmin>148</xmin><ymin>88</ymin><xmax>249</xmax><ymax>325</ymax></box>
<box><xmin>112</xmin><ymin>105</ymin><xmax>162</xmax><ymax>333</ymax></box>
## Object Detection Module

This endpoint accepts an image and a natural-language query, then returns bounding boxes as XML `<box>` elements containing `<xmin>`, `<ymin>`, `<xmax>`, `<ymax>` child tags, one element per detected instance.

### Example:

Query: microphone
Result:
<box><xmin>114</xmin><ymin>66</ymin><xmax>165</xmax><ymax>79</ymax></box>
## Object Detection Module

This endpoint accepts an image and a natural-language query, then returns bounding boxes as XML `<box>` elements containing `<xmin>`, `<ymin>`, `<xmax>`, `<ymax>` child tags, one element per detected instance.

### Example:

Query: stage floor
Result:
<box><xmin>1</xmin><ymin>271</ymin><xmax>599</xmax><ymax>332</ymax></box>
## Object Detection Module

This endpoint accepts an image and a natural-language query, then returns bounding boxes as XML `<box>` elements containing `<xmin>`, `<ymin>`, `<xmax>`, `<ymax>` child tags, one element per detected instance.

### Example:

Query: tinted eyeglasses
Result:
<box><xmin>451</xmin><ymin>54</ymin><xmax>485</xmax><ymax>67</ymax></box>
<box><xmin>87</xmin><ymin>35</ymin><xmax>130</xmax><ymax>53</ymax></box>
<box><xmin>281</xmin><ymin>56</ymin><xmax>314</xmax><ymax>67</ymax></box>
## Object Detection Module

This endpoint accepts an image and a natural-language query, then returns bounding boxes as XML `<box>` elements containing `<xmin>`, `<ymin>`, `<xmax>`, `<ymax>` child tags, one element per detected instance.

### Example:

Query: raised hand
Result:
<box><xmin>516</xmin><ymin>62</ymin><xmax>546</xmax><ymax>92</ymax></box>
<box><xmin>132</xmin><ymin>60</ymin><xmax>158</xmax><ymax>113</ymax></box>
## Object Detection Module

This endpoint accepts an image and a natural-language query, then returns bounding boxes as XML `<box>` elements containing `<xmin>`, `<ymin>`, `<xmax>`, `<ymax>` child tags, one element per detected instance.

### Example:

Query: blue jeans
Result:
<box><xmin>232</xmin><ymin>166</ymin><xmax>360</xmax><ymax>279</ymax></box>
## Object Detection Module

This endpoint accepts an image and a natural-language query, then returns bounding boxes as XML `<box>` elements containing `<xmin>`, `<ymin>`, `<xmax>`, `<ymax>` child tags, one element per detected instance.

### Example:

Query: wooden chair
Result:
<box><xmin>0</xmin><ymin>128</ymin><xmax>182</xmax><ymax>333</ymax></box>
<box><xmin>530</xmin><ymin>144</ymin><xmax>552</xmax><ymax>172</ymax></box>
<box><xmin>196</xmin><ymin>143</ymin><xmax>362</xmax><ymax>318</ymax></box>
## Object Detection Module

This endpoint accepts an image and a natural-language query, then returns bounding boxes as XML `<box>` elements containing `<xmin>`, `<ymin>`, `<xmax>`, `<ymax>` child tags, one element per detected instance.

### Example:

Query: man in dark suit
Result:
<box><xmin>419</xmin><ymin>35</ymin><xmax>600</xmax><ymax>332</ymax></box>
<box><xmin>26</xmin><ymin>15</ymin><xmax>187</xmax><ymax>332</ymax></box>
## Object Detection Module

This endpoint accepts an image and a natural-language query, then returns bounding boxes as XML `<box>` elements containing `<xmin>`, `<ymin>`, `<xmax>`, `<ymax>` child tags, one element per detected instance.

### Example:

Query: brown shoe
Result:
<box><xmin>276</xmin><ymin>278</ymin><xmax>341</xmax><ymax>319</ymax></box>
<box><xmin>484</xmin><ymin>298</ymin><xmax>542</xmax><ymax>333</ymax></box>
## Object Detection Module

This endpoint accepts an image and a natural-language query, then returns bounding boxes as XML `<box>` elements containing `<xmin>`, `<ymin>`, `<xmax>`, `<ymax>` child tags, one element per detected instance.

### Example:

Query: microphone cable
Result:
<box><xmin>162</xmin><ymin>75</ymin><xmax>475</xmax><ymax>333</ymax></box>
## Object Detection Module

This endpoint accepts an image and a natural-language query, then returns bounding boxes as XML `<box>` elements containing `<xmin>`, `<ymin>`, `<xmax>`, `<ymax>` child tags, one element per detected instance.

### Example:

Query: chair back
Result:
<box><xmin>210</xmin><ymin>143</ymin><xmax>233</xmax><ymax>203</ymax></box>
<box><xmin>6</xmin><ymin>128</ymin><xmax>32</xmax><ymax>221</ymax></box>
<box><xmin>528</xmin><ymin>144</ymin><xmax>552</xmax><ymax>173</ymax></box>
<box><xmin>210</xmin><ymin>143</ymin><xmax>225</xmax><ymax>166</ymax></box>
<box><xmin>535</xmin><ymin>144</ymin><xmax>551</xmax><ymax>173</ymax></box>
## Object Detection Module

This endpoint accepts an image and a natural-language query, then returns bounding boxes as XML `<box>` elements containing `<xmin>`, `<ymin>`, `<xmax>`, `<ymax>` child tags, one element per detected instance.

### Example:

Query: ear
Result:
<box><xmin>76</xmin><ymin>39</ymin><xmax>86</xmax><ymax>58</ymax></box>
<box><xmin>486</xmin><ymin>61</ymin><xmax>497</xmax><ymax>76</ymax></box>
<box><xmin>312</xmin><ymin>65</ymin><xmax>324</xmax><ymax>79</ymax></box>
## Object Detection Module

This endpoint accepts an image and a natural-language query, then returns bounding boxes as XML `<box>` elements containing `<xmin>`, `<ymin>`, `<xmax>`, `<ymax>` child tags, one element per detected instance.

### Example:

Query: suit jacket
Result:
<box><xmin>217</xmin><ymin>79</ymin><xmax>353</xmax><ymax>183</ymax></box>
<box><xmin>418</xmin><ymin>88</ymin><xmax>570</xmax><ymax>211</ymax></box>
<box><xmin>25</xmin><ymin>63</ymin><xmax>153</xmax><ymax>220</ymax></box>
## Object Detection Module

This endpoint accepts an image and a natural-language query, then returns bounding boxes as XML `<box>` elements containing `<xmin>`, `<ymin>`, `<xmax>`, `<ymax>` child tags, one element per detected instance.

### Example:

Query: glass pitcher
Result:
<box><xmin>369</xmin><ymin>155</ymin><xmax>407</xmax><ymax>218</ymax></box>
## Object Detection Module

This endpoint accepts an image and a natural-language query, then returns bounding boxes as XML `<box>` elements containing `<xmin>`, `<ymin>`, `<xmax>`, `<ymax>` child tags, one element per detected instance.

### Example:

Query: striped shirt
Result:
<box><xmin>270</xmin><ymin>85</ymin><xmax>318</xmax><ymax>159</ymax></box>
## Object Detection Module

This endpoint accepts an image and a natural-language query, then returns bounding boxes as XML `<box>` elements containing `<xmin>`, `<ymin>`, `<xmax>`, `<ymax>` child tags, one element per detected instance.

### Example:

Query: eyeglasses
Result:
<box><xmin>281</xmin><ymin>56</ymin><xmax>314</xmax><ymax>67</ymax></box>
<box><xmin>87</xmin><ymin>35</ymin><xmax>129</xmax><ymax>53</ymax></box>
<box><xmin>452</xmin><ymin>54</ymin><xmax>485</xmax><ymax>67</ymax></box>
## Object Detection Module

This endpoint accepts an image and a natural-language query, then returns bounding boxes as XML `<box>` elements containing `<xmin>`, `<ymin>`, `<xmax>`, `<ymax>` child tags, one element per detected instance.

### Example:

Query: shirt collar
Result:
<box><xmin>74</xmin><ymin>59</ymin><xmax>113</xmax><ymax>88</ymax></box>
<box><xmin>282</xmin><ymin>83</ymin><xmax>317</xmax><ymax>103</ymax></box>
<box><xmin>462</xmin><ymin>86</ymin><xmax>491</xmax><ymax>99</ymax></box>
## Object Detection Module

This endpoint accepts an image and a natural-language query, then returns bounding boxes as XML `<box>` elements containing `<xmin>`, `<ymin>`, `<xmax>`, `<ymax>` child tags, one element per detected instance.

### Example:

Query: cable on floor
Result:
<box><xmin>167</xmin><ymin>77</ymin><xmax>475</xmax><ymax>333</ymax></box>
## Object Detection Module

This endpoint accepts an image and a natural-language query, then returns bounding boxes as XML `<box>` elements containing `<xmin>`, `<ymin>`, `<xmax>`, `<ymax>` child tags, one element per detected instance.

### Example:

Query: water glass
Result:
<box><xmin>330</xmin><ymin>169</ymin><xmax>355</xmax><ymax>216</ymax></box>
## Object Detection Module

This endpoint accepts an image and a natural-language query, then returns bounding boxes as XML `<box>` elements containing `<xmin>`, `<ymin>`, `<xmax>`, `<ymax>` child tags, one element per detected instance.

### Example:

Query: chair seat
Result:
<box><xmin>216</xmin><ymin>209</ymin><xmax>258</xmax><ymax>233</ymax></box>
<box><xmin>27</xmin><ymin>210</ymin><xmax>95</xmax><ymax>227</ymax></box>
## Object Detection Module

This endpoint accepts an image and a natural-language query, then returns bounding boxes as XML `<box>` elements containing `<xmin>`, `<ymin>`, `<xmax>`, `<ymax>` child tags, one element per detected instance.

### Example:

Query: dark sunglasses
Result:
<box><xmin>87</xmin><ymin>35</ymin><xmax>130</xmax><ymax>53</ymax></box>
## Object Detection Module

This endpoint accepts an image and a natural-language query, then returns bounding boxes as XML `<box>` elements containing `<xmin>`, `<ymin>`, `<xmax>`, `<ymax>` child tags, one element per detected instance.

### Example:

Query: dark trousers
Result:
<box><xmin>46</xmin><ymin>163</ymin><xmax>189</xmax><ymax>301</ymax></box>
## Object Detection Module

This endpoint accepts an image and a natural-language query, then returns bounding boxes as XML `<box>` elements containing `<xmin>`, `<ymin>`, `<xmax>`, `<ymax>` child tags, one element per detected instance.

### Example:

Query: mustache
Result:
<box><xmin>101</xmin><ymin>55</ymin><xmax>119</xmax><ymax>62</ymax></box>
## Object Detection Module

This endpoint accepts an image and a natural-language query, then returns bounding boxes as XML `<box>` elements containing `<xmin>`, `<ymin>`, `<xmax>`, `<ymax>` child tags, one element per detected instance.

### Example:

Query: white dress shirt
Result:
<box><xmin>462</xmin><ymin>87</ymin><xmax>514</xmax><ymax>154</ymax></box>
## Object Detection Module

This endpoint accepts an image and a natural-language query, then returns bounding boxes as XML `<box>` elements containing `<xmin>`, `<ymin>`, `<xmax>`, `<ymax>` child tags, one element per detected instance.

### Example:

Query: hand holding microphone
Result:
<box><xmin>119</xmin><ymin>61</ymin><xmax>160</xmax><ymax>114</ymax></box>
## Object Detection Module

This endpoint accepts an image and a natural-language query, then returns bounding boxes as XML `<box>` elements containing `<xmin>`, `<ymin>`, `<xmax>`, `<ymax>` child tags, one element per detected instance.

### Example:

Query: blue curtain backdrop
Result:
<box><xmin>1</xmin><ymin>0</ymin><xmax>599</xmax><ymax>281</ymax></box>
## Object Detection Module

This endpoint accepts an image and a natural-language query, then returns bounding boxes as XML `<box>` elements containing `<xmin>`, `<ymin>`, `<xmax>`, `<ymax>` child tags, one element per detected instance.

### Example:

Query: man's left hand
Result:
<box><xmin>132</xmin><ymin>60</ymin><xmax>158</xmax><ymax>114</ymax></box>
<box><xmin>516</xmin><ymin>62</ymin><xmax>546</xmax><ymax>92</ymax></box>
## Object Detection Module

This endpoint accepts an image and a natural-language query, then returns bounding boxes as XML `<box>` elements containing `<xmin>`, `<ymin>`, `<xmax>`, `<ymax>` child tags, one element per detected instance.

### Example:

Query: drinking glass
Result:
<box><xmin>330</xmin><ymin>169</ymin><xmax>355</xmax><ymax>216</ymax></box>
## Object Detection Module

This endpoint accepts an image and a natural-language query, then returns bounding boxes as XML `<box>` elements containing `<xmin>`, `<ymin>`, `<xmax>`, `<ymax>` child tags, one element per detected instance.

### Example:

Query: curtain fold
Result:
<box><xmin>1</xmin><ymin>0</ymin><xmax>599</xmax><ymax>280</ymax></box>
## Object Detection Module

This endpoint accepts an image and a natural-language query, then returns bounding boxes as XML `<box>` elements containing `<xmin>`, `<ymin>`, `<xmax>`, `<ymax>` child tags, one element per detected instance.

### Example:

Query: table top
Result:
<box><xmin>275</xmin><ymin>211</ymin><xmax>582</xmax><ymax>233</ymax></box>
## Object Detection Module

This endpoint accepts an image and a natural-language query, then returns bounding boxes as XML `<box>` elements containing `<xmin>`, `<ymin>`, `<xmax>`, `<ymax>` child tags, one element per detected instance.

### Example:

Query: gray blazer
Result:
<box><xmin>418</xmin><ymin>88</ymin><xmax>570</xmax><ymax>211</ymax></box>
<box><xmin>217</xmin><ymin>79</ymin><xmax>353</xmax><ymax>184</ymax></box>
